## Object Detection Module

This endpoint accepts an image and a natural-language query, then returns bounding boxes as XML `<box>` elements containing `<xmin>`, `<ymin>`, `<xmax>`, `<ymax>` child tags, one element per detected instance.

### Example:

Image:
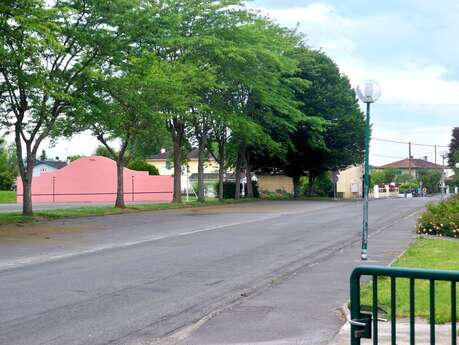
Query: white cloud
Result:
<box><xmin>257</xmin><ymin>3</ymin><xmax>339</xmax><ymax>24</ymax></box>
<box><xmin>338</xmin><ymin>58</ymin><xmax>459</xmax><ymax>105</ymax></box>
<box><xmin>253</xmin><ymin>2</ymin><xmax>457</xmax><ymax>165</ymax></box>
<box><xmin>255</xmin><ymin>2</ymin><xmax>459</xmax><ymax>106</ymax></box>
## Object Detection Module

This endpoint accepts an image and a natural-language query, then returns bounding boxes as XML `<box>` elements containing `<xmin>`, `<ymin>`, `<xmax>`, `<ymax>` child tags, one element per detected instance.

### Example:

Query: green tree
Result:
<box><xmin>279</xmin><ymin>49</ymin><xmax>364</xmax><ymax>197</ymax></box>
<box><xmin>417</xmin><ymin>169</ymin><xmax>442</xmax><ymax>193</ymax></box>
<box><xmin>312</xmin><ymin>172</ymin><xmax>334</xmax><ymax>197</ymax></box>
<box><xmin>94</xmin><ymin>146</ymin><xmax>113</xmax><ymax>159</ymax></box>
<box><xmin>222</xmin><ymin>21</ymin><xmax>311</xmax><ymax>199</ymax></box>
<box><xmin>72</xmin><ymin>55</ymin><xmax>169</xmax><ymax>208</ymax></box>
<box><xmin>370</xmin><ymin>170</ymin><xmax>385</xmax><ymax>188</ymax></box>
<box><xmin>67</xmin><ymin>155</ymin><xmax>81</xmax><ymax>162</ymax></box>
<box><xmin>448</xmin><ymin>127</ymin><xmax>459</xmax><ymax>167</ymax></box>
<box><xmin>0</xmin><ymin>0</ymin><xmax>131</xmax><ymax>215</ymax></box>
<box><xmin>395</xmin><ymin>173</ymin><xmax>416</xmax><ymax>184</ymax></box>
<box><xmin>0</xmin><ymin>141</ymin><xmax>17</xmax><ymax>190</ymax></box>
<box><xmin>127</xmin><ymin>160</ymin><xmax>159</xmax><ymax>175</ymax></box>
<box><xmin>39</xmin><ymin>149</ymin><xmax>47</xmax><ymax>161</ymax></box>
<box><xmin>370</xmin><ymin>168</ymin><xmax>399</xmax><ymax>188</ymax></box>
<box><xmin>156</xmin><ymin>0</ymin><xmax>250</xmax><ymax>203</ymax></box>
<box><xmin>382</xmin><ymin>168</ymin><xmax>399</xmax><ymax>184</ymax></box>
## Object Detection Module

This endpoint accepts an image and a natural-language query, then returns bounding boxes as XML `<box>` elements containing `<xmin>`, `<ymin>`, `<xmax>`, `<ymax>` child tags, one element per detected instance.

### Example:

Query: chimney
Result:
<box><xmin>424</xmin><ymin>156</ymin><xmax>428</xmax><ymax>161</ymax></box>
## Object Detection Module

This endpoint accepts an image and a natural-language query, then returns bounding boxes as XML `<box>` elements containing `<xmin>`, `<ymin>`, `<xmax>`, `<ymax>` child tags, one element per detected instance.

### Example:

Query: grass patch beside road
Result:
<box><xmin>361</xmin><ymin>238</ymin><xmax>459</xmax><ymax>323</ymax></box>
<box><xmin>0</xmin><ymin>191</ymin><xmax>16</xmax><ymax>203</ymax></box>
<box><xmin>0</xmin><ymin>198</ymin><xmax>256</xmax><ymax>226</ymax></box>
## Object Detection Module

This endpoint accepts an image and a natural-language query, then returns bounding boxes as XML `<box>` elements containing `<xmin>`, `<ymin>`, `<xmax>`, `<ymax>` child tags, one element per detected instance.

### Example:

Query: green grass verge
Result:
<box><xmin>0</xmin><ymin>198</ymin><xmax>257</xmax><ymax>226</ymax></box>
<box><xmin>361</xmin><ymin>237</ymin><xmax>459</xmax><ymax>323</ymax></box>
<box><xmin>0</xmin><ymin>191</ymin><xmax>16</xmax><ymax>203</ymax></box>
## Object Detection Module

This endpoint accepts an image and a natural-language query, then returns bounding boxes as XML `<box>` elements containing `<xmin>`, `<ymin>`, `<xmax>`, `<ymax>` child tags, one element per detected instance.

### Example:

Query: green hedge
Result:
<box><xmin>417</xmin><ymin>195</ymin><xmax>459</xmax><ymax>237</ymax></box>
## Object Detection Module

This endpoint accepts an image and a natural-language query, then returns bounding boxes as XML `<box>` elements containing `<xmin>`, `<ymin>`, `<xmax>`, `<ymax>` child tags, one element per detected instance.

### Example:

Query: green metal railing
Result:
<box><xmin>350</xmin><ymin>266</ymin><xmax>459</xmax><ymax>345</ymax></box>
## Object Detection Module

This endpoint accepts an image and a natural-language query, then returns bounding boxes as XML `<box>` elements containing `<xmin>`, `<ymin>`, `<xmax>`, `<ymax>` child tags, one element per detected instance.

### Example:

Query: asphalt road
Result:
<box><xmin>0</xmin><ymin>198</ymin><xmax>432</xmax><ymax>345</ymax></box>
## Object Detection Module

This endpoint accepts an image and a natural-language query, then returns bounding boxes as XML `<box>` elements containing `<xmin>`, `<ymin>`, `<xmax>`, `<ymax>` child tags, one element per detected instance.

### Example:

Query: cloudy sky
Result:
<box><xmin>47</xmin><ymin>0</ymin><xmax>458</xmax><ymax>166</ymax></box>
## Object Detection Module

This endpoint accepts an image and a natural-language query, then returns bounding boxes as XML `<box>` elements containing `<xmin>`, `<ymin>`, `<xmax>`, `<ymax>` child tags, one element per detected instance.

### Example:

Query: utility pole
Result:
<box><xmin>434</xmin><ymin>145</ymin><xmax>437</xmax><ymax>165</ymax></box>
<box><xmin>408</xmin><ymin>142</ymin><xmax>412</xmax><ymax>177</ymax></box>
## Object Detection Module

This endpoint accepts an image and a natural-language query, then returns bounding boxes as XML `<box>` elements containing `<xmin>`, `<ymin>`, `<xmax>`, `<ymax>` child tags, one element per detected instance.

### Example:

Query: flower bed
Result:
<box><xmin>416</xmin><ymin>194</ymin><xmax>459</xmax><ymax>237</ymax></box>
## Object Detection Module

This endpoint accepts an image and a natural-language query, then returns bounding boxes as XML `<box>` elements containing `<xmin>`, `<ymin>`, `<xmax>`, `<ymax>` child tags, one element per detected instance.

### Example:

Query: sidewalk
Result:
<box><xmin>169</xmin><ymin>208</ymin><xmax>421</xmax><ymax>345</ymax></box>
<box><xmin>329</xmin><ymin>319</ymin><xmax>454</xmax><ymax>345</ymax></box>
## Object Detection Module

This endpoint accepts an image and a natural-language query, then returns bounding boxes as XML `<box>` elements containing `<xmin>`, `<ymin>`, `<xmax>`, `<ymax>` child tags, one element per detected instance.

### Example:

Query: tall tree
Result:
<box><xmin>207</xmin><ymin>19</ymin><xmax>309</xmax><ymax>198</ymax></box>
<box><xmin>71</xmin><ymin>54</ymin><xmax>174</xmax><ymax>208</ymax></box>
<box><xmin>0</xmin><ymin>0</ymin><xmax>131</xmax><ymax>214</ymax></box>
<box><xmin>448</xmin><ymin>127</ymin><xmax>459</xmax><ymax>167</ymax></box>
<box><xmin>288</xmin><ymin>50</ymin><xmax>365</xmax><ymax>196</ymax></box>
<box><xmin>135</xmin><ymin>0</ymin><xmax>229</xmax><ymax>203</ymax></box>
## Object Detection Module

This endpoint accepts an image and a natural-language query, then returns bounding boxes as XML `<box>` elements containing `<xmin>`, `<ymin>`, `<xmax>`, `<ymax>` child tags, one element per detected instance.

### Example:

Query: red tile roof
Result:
<box><xmin>379</xmin><ymin>158</ymin><xmax>443</xmax><ymax>170</ymax></box>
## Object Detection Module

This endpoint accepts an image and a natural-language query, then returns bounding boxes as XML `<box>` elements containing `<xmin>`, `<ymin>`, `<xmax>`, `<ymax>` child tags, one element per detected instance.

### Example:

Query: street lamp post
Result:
<box><xmin>440</xmin><ymin>151</ymin><xmax>448</xmax><ymax>200</ymax></box>
<box><xmin>356</xmin><ymin>79</ymin><xmax>381</xmax><ymax>261</ymax></box>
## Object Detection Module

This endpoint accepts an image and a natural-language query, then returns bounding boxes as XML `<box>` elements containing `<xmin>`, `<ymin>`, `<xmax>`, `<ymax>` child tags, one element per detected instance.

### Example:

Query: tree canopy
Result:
<box><xmin>2</xmin><ymin>0</ymin><xmax>370</xmax><ymax>211</ymax></box>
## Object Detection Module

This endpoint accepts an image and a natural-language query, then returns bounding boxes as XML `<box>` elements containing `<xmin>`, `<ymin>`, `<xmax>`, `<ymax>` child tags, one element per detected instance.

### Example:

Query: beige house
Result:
<box><xmin>147</xmin><ymin>148</ymin><xmax>222</xmax><ymax>193</ymax></box>
<box><xmin>148</xmin><ymin>148</ymin><xmax>220</xmax><ymax>176</ymax></box>
<box><xmin>336</xmin><ymin>165</ymin><xmax>363</xmax><ymax>199</ymax></box>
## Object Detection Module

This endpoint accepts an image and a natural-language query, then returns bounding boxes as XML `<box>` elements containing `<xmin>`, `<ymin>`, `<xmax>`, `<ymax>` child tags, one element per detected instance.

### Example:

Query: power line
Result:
<box><xmin>372</xmin><ymin>153</ymin><xmax>405</xmax><ymax>160</ymax></box>
<box><xmin>372</xmin><ymin>138</ymin><xmax>449</xmax><ymax>148</ymax></box>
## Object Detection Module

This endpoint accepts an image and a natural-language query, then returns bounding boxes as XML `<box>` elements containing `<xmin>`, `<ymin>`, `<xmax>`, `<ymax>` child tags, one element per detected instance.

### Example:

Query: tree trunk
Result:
<box><xmin>115</xmin><ymin>160</ymin><xmax>126</xmax><ymax>208</ymax></box>
<box><xmin>173</xmin><ymin>138</ymin><xmax>182</xmax><ymax>203</ymax></box>
<box><xmin>21</xmin><ymin>172</ymin><xmax>33</xmax><ymax>216</ymax></box>
<box><xmin>218</xmin><ymin>142</ymin><xmax>225</xmax><ymax>200</ymax></box>
<box><xmin>307</xmin><ymin>174</ymin><xmax>315</xmax><ymax>196</ymax></box>
<box><xmin>171</xmin><ymin>118</ymin><xmax>184</xmax><ymax>203</ymax></box>
<box><xmin>16</xmin><ymin>136</ymin><xmax>35</xmax><ymax>216</ymax></box>
<box><xmin>234</xmin><ymin>150</ymin><xmax>242</xmax><ymax>199</ymax></box>
<box><xmin>293</xmin><ymin>175</ymin><xmax>301</xmax><ymax>198</ymax></box>
<box><xmin>197</xmin><ymin>137</ymin><xmax>205</xmax><ymax>203</ymax></box>
<box><xmin>244</xmin><ymin>150</ymin><xmax>253</xmax><ymax>198</ymax></box>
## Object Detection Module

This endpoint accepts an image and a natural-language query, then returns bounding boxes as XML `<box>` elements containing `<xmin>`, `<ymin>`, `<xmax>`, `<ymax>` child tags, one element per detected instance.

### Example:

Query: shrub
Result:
<box><xmin>259</xmin><ymin>189</ymin><xmax>291</xmax><ymax>199</ymax></box>
<box><xmin>399</xmin><ymin>182</ymin><xmax>418</xmax><ymax>194</ymax></box>
<box><xmin>312</xmin><ymin>172</ymin><xmax>334</xmax><ymax>197</ymax></box>
<box><xmin>417</xmin><ymin>194</ymin><xmax>459</xmax><ymax>238</ymax></box>
<box><xmin>127</xmin><ymin>160</ymin><xmax>159</xmax><ymax>175</ymax></box>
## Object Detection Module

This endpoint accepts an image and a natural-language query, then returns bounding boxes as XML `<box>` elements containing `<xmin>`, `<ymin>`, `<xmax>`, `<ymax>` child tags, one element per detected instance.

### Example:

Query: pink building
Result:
<box><xmin>16</xmin><ymin>156</ymin><xmax>173</xmax><ymax>203</ymax></box>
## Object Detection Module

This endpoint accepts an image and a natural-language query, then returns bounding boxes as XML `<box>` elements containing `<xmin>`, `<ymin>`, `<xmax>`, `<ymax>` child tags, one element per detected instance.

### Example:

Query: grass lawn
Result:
<box><xmin>0</xmin><ymin>197</ymin><xmax>256</xmax><ymax>226</ymax></box>
<box><xmin>361</xmin><ymin>237</ymin><xmax>459</xmax><ymax>323</ymax></box>
<box><xmin>0</xmin><ymin>191</ymin><xmax>16</xmax><ymax>203</ymax></box>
